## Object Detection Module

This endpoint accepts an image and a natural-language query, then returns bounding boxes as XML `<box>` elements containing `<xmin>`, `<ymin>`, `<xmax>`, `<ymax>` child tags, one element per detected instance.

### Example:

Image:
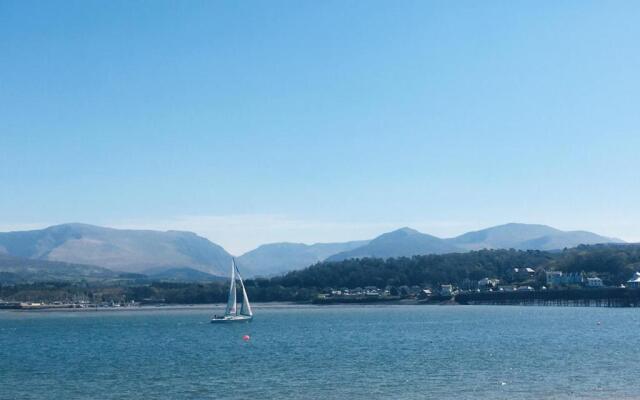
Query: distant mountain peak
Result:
<box><xmin>47</xmin><ymin>223</ymin><xmax>109</xmax><ymax>231</ymax></box>
<box><xmin>327</xmin><ymin>227</ymin><xmax>459</xmax><ymax>262</ymax></box>
<box><xmin>388</xmin><ymin>227</ymin><xmax>421</xmax><ymax>235</ymax></box>
<box><xmin>449</xmin><ymin>223</ymin><xmax>622</xmax><ymax>251</ymax></box>
<box><xmin>0</xmin><ymin>223</ymin><xmax>232</xmax><ymax>276</ymax></box>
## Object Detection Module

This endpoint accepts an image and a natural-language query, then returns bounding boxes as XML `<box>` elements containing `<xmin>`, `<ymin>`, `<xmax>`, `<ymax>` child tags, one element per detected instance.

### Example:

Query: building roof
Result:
<box><xmin>627</xmin><ymin>272</ymin><xmax>640</xmax><ymax>283</ymax></box>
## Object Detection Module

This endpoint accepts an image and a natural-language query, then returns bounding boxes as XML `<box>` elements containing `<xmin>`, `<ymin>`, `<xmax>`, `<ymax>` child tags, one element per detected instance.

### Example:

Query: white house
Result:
<box><xmin>585</xmin><ymin>277</ymin><xmax>603</xmax><ymax>288</ymax></box>
<box><xmin>627</xmin><ymin>272</ymin><xmax>640</xmax><ymax>289</ymax></box>
<box><xmin>513</xmin><ymin>267</ymin><xmax>536</xmax><ymax>280</ymax></box>
<box><xmin>440</xmin><ymin>284</ymin><xmax>453</xmax><ymax>296</ymax></box>
<box><xmin>546</xmin><ymin>271</ymin><xmax>563</xmax><ymax>284</ymax></box>
<box><xmin>478</xmin><ymin>278</ymin><xmax>499</xmax><ymax>289</ymax></box>
<box><xmin>546</xmin><ymin>271</ymin><xmax>584</xmax><ymax>287</ymax></box>
<box><xmin>364</xmin><ymin>286</ymin><xmax>380</xmax><ymax>296</ymax></box>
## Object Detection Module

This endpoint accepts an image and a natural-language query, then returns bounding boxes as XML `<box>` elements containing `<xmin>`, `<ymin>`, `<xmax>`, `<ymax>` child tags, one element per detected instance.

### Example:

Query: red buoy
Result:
<box><xmin>242</xmin><ymin>335</ymin><xmax>250</xmax><ymax>341</ymax></box>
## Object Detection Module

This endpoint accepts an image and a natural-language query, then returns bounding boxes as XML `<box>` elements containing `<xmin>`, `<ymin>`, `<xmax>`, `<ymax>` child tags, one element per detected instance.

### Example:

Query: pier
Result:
<box><xmin>456</xmin><ymin>288</ymin><xmax>640</xmax><ymax>307</ymax></box>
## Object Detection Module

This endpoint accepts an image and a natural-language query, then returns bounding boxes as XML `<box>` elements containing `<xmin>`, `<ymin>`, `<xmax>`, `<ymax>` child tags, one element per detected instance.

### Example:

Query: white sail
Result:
<box><xmin>212</xmin><ymin>259</ymin><xmax>253</xmax><ymax>323</ymax></box>
<box><xmin>236</xmin><ymin>266</ymin><xmax>253</xmax><ymax>317</ymax></box>
<box><xmin>224</xmin><ymin>261</ymin><xmax>237</xmax><ymax>316</ymax></box>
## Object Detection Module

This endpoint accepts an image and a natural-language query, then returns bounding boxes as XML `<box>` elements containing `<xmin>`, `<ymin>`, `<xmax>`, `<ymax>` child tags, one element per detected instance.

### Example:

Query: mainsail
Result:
<box><xmin>224</xmin><ymin>261</ymin><xmax>237</xmax><ymax>316</ymax></box>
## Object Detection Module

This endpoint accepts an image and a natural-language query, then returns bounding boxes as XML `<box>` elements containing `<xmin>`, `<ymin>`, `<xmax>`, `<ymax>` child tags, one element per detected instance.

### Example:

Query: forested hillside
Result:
<box><xmin>274</xmin><ymin>244</ymin><xmax>640</xmax><ymax>289</ymax></box>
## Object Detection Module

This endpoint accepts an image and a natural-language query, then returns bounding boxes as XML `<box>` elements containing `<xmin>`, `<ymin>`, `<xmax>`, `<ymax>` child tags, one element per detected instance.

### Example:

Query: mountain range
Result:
<box><xmin>326</xmin><ymin>223</ymin><xmax>623</xmax><ymax>261</ymax></box>
<box><xmin>0</xmin><ymin>222</ymin><xmax>624</xmax><ymax>281</ymax></box>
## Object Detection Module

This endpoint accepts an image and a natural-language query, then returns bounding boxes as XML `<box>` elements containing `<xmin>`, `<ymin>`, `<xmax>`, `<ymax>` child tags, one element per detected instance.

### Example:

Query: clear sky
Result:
<box><xmin>1</xmin><ymin>0</ymin><xmax>639</xmax><ymax>254</ymax></box>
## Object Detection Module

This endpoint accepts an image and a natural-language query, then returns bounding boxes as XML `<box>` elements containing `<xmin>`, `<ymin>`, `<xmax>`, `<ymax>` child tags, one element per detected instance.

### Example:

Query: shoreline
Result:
<box><xmin>1</xmin><ymin>300</ymin><xmax>458</xmax><ymax>313</ymax></box>
<box><xmin>0</xmin><ymin>302</ymin><xmax>305</xmax><ymax>313</ymax></box>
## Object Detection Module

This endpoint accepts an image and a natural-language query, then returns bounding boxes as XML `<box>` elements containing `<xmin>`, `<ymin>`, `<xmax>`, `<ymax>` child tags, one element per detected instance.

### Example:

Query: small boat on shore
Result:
<box><xmin>211</xmin><ymin>259</ymin><xmax>253</xmax><ymax>323</ymax></box>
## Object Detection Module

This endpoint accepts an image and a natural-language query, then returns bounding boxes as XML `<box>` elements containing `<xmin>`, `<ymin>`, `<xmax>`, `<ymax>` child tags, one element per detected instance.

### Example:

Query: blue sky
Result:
<box><xmin>1</xmin><ymin>0</ymin><xmax>639</xmax><ymax>253</ymax></box>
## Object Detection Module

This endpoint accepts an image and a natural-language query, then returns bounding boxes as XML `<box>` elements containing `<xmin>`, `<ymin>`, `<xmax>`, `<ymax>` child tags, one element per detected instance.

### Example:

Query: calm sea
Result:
<box><xmin>1</xmin><ymin>304</ymin><xmax>638</xmax><ymax>399</ymax></box>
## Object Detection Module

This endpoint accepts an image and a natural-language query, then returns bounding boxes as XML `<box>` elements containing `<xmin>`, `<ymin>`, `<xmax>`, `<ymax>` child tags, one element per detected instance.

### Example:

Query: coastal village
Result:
<box><xmin>315</xmin><ymin>268</ymin><xmax>640</xmax><ymax>304</ymax></box>
<box><xmin>0</xmin><ymin>299</ymin><xmax>139</xmax><ymax>310</ymax></box>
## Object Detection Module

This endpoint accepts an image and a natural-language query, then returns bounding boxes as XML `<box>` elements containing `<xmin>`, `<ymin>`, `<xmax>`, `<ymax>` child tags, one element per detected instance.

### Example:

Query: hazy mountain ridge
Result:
<box><xmin>513</xmin><ymin>230</ymin><xmax>623</xmax><ymax>251</ymax></box>
<box><xmin>142</xmin><ymin>267</ymin><xmax>226</xmax><ymax>282</ymax></box>
<box><xmin>326</xmin><ymin>228</ymin><xmax>460</xmax><ymax>262</ymax></box>
<box><xmin>0</xmin><ymin>223</ymin><xmax>232</xmax><ymax>276</ymax></box>
<box><xmin>0</xmin><ymin>253</ymin><xmax>116</xmax><ymax>283</ymax></box>
<box><xmin>236</xmin><ymin>240</ymin><xmax>369</xmax><ymax>277</ymax></box>
<box><xmin>447</xmin><ymin>223</ymin><xmax>563</xmax><ymax>250</ymax></box>
<box><xmin>327</xmin><ymin>223</ymin><xmax>623</xmax><ymax>262</ymax></box>
<box><xmin>446</xmin><ymin>223</ymin><xmax>622</xmax><ymax>251</ymax></box>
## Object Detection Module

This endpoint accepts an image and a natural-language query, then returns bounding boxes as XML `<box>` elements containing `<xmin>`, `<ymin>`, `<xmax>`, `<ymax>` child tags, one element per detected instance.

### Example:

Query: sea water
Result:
<box><xmin>1</xmin><ymin>304</ymin><xmax>637</xmax><ymax>399</ymax></box>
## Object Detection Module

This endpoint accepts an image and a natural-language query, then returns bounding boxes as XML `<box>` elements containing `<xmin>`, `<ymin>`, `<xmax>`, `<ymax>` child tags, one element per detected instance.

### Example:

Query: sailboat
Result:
<box><xmin>211</xmin><ymin>259</ymin><xmax>253</xmax><ymax>323</ymax></box>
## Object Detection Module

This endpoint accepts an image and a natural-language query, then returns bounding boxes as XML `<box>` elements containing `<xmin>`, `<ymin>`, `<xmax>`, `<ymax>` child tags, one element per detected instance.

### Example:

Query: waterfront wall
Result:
<box><xmin>312</xmin><ymin>296</ymin><xmax>402</xmax><ymax>305</ymax></box>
